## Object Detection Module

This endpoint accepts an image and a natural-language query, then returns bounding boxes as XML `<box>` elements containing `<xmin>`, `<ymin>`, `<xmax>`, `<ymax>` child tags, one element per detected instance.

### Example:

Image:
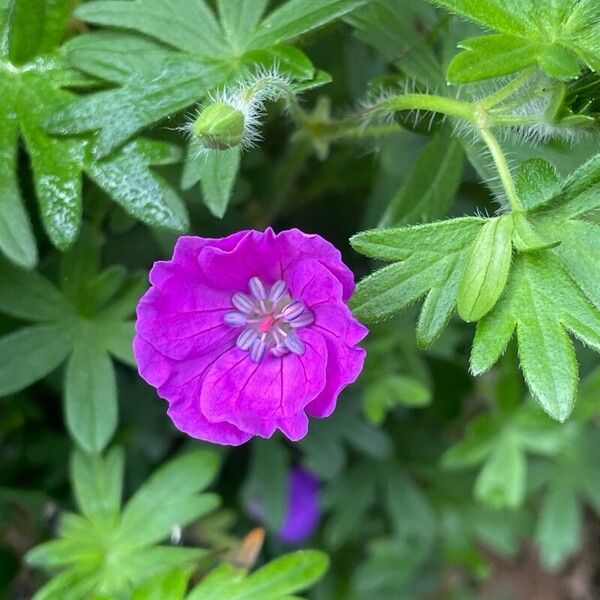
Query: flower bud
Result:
<box><xmin>191</xmin><ymin>102</ymin><xmax>245</xmax><ymax>150</ymax></box>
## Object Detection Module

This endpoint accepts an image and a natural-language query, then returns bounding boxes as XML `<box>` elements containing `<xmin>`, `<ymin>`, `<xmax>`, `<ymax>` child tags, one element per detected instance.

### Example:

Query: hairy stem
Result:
<box><xmin>370</xmin><ymin>93</ymin><xmax>475</xmax><ymax>122</ymax></box>
<box><xmin>478</xmin><ymin>127</ymin><xmax>523</xmax><ymax>211</ymax></box>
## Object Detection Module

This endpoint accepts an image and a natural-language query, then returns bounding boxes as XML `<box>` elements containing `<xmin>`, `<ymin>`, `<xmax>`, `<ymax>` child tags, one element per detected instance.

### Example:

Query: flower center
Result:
<box><xmin>223</xmin><ymin>276</ymin><xmax>315</xmax><ymax>362</ymax></box>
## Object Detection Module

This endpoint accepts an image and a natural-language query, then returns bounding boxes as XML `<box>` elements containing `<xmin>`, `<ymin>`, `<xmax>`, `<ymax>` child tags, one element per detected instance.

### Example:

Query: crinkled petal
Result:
<box><xmin>199</xmin><ymin>329</ymin><xmax>327</xmax><ymax>440</ymax></box>
<box><xmin>133</xmin><ymin>334</ymin><xmax>172</xmax><ymax>388</ymax></box>
<box><xmin>275</xmin><ymin>228</ymin><xmax>355</xmax><ymax>300</ymax></box>
<box><xmin>305</xmin><ymin>333</ymin><xmax>366</xmax><ymax>418</ymax></box>
<box><xmin>312</xmin><ymin>302</ymin><xmax>368</xmax><ymax>346</ymax></box>
<box><xmin>284</xmin><ymin>258</ymin><xmax>344</xmax><ymax>306</ymax></box>
<box><xmin>136</xmin><ymin>288</ymin><xmax>234</xmax><ymax>360</ymax></box>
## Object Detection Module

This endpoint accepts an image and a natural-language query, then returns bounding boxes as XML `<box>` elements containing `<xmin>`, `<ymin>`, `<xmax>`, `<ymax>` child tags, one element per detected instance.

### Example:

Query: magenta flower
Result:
<box><xmin>133</xmin><ymin>228</ymin><xmax>367</xmax><ymax>445</ymax></box>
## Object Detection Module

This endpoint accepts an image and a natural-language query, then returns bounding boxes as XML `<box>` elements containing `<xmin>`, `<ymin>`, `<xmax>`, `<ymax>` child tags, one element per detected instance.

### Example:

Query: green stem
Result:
<box><xmin>373</xmin><ymin>93</ymin><xmax>475</xmax><ymax>122</ymax></box>
<box><xmin>479</xmin><ymin>68</ymin><xmax>535</xmax><ymax>109</ymax></box>
<box><xmin>478</xmin><ymin>128</ymin><xmax>523</xmax><ymax>211</ymax></box>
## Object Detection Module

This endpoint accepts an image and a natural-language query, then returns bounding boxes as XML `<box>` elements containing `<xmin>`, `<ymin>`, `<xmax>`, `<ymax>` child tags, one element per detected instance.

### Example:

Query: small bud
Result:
<box><xmin>191</xmin><ymin>102</ymin><xmax>245</xmax><ymax>150</ymax></box>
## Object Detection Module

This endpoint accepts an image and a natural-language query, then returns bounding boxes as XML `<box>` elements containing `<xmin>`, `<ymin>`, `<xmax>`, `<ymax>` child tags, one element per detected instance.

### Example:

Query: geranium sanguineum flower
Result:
<box><xmin>133</xmin><ymin>228</ymin><xmax>367</xmax><ymax>445</ymax></box>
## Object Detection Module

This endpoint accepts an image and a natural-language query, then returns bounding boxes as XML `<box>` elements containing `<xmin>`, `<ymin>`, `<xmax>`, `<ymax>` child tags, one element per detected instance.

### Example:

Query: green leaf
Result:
<box><xmin>457</xmin><ymin>215</ymin><xmax>513</xmax><ymax>322</ymax></box>
<box><xmin>474</xmin><ymin>434</ymin><xmax>525</xmax><ymax>509</ymax></box>
<box><xmin>350</xmin><ymin>217</ymin><xmax>483</xmax><ymax>344</ymax></box>
<box><xmin>378</xmin><ymin>129</ymin><xmax>464</xmax><ymax>227</ymax></box>
<box><xmin>218</xmin><ymin>0</ymin><xmax>269</xmax><ymax>52</ymax></box>
<box><xmin>0</xmin><ymin>259</ymin><xmax>71</xmax><ymax>321</ymax></box>
<box><xmin>433</xmin><ymin>0</ymin><xmax>600</xmax><ymax>81</ymax></box>
<box><xmin>28</xmin><ymin>449</ymin><xmax>221</xmax><ymax>599</ymax></box>
<box><xmin>447</xmin><ymin>35</ymin><xmax>539</xmax><ymax>83</ymax></box>
<box><xmin>236</xmin><ymin>550</ymin><xmax>329</xmax><ymax>599</ymax></box>
<box><xmin>251</xmin><ymin>0</ymin><xmax>368</xmax><ymax>48</ymax></box>
<box><xmin>131</xmin><ymin>568</ymin><xmax>193</xmax><ymax>600</ymax></box>
<box><xmin>363</xmin><ymin>374</ymin><xmax>431</xmax><ymax>423</ymax></box>
<box><xmin>537</xmin><ymin>44</ymin><xmax>581</xmax><ymax>80</ymax></box>
<box><xmin>123</xmin><ymin>546</ymin><xmax>205</xmax><ymax>587</ymax></box>
<box><xmin>101</xmin><ymin>321</ymin><xmax>136</xmax><ymax>367</ymax></box>
<box><xmin>515</xmin><ymin>158</ymin><xmax>560</xmax><ymax>211</ymax></box>
<box><xmin>71</xmin><ymin>447</ymin><xmax>124</xmax><ymax>518</ymax></box>
<box><xmin>18</xmin><ymin>73</ymin><xmax>85</xmax><ymax>250</ymax></box>
<box><xmin>65</xmin><ymin>339</ymin><xmax>118</xmax><ymax>452</ymax></box>
<box><xmin>346</xmin><ymin>0</ymin><xmax>441</xmax><ymax>86</ymax></box>
<box><xmin>63</xmin><ymin>31</ymin><xmax>190</xmax><ymax>85</ymax></box>
<box><xmin>75</xmin><ymin>0</ymin><xmax>226</xmax><ymax>57</ymax></box>
<box><xmin>0</xmin><ymin>322</ymin><xmax>73</xmax><ymax>396</ymax></box>
<box><xmin>0</xmin><ymin>76</ymin><xmax>37</xmax><ymax>268</ymax></box>
<box><xmin>194</xmin><ymin>147</ymin><xmax>242</xmax><ymax>218</ymax></box>
<box><xmin>471</xmin><ymin>253</ymin><xmax>600</xmax><ymax>421</ymax></box>
<box><xmin>118</xmin><ymin>450</ymin><xmax>220</xmax><ymax>547</ymax></box>
<box><xmin>46</xmin><ymin>58</ymin><xmax>226</xmax><ymax>158</ymax></box>
<box><xmin>186</xmin><ymin>564</ymin><xmax>246</xmax><ymax>600</ymax></box>
<box><xmin>536</xmin><ymin>479</ymin><xmax>581</xmax><ymax>568</ymax></box>
<box><xmin>84</xmin><ymin>140</ymin><xmax>189</xmax><ymax>232</ymax></box>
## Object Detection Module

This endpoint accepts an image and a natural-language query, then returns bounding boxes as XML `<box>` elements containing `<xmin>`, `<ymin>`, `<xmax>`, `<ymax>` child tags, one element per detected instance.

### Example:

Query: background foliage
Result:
<box><xmin>2</xmin><ymin>0</ymin><xmax>600</xmax><ymax>598</ymax></box>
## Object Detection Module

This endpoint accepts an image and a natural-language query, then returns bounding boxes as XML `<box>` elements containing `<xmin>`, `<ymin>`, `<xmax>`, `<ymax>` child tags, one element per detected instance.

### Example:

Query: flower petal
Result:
<box><xmin>305</xmin><ymin>333</ymin><xmax>366</xmax><ymax>418</ymax></box>
<box><xmin>199</xmin><ymin>329</ymin><xmax>327</xmax><ymax>440</ymax></box>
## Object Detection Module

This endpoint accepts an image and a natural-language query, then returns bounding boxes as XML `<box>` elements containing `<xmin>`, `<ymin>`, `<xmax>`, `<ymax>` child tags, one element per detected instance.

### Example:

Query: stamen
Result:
<box><xmin>282</xmin><ymin>300</ymin><xmax>305</xmax><ymax>320</ymax></box>
<box><xmin>224</xmin><ymin>276</ymin><xmax>314</xmax><ymax>361</ymax></box>
<box><xmin>284</xmin><ymin>334</ymin><xmax>305</xmax><ymax>355</ymax></box>
<box><xmin>289</xmin><ymin>311</ymin><xmax>314</xmax><ymax>328</ymax></box>
<box><xmin>232</xmin><ymin>293</ymin><xmax>254</xmax><ymax>313</ymax></box>
<box><xmin>250</xmin><ymin>339</ymin><xmax>268</xmax><ymax>362</ymax></box>
<box><xmin>269</xmin><ymin>280</ymin><xmax>287</xmax><ymax>301</ymax></box>
<box><xmin>237</xmin><ymin>328</ymin><xmax>258</xmax><ymax>350</ymax></box>
<box><xmin>249</xmin><ymin>276</ymin><xmax>268</xmax><ymax>299</ymax></box>
<box><xmin>224</xmin><ymin>311</ymin><xmax>247</xmax><ymax>326</ymax></box>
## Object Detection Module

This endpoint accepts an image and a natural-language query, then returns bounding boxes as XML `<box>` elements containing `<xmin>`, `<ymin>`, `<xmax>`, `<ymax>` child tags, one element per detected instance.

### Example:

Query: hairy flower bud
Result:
<box><xmin>191</xmin><ymin>102</ymin><xmax>245</xmax><ymax>150</ymax></box>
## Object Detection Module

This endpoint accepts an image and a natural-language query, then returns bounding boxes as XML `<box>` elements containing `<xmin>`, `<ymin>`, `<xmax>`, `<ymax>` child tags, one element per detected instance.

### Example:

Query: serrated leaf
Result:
<box><xmin>218</xmin><ymin>0</ymin><xmax>269</xmax><ymax>52</ymax></box>
<box><xmin>379</xmin><ymin>128</ymin><xmax>464</xmax><ymax>227</ymax></box>
<box><xmin>0</xmin><ymin>76</ymin><xmax>37</xmax><ymax>268</ymax></box>
<box><xmin>75</xmin><ymin>0</ymin><xmax>226</xmax><ymax>57</ymax></box>
<box><xmin>250</xmin><ymin>0</ymin><xmax>368</xmax><ymax>49</ymax></box>
<box><xmin>46</xmin><ymin>58</ymin><xmax>226</xmax><ymax>158</ymax></box>
<box><xmin>85</xmin><ymin>139</ymin><xmax>189</xmax><ymax>232</ymax></box>
<box><xmin>447</xmin><ymin>34</ymin><xmax>539</xmax><ymax>83</ymax></box>
<box><xmin>471</xmin><ymin>253</ymin><xmax>600</xmax><ymax>421</ymax></box>
<box><xmin>433</xmin><ymin>0</ymin><xmax>600</xmax><ymax>81</ymax></box>
<box><xmin>458</xmin><ymin>215</ymin><xmax>513</xmax><ymax>322</ymax></box>
<box><xmin>350</xmin><ymin>218</ymin><xmax>483</xmax><ymax>343</ymax></box>
<box><xmin>346</xmin><ymin>0</ymin><xmax>441</xmax><ymax>86</ymax></box>
<box><xmin>65</xmin><ymin>339</ymin><xmax>118</xmax><ymax>452</ymax></box>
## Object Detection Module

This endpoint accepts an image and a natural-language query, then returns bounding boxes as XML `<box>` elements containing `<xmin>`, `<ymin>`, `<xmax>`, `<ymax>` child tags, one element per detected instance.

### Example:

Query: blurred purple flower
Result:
<box><xmin>247</xmin><ymin>467</ymin><xmax>322</xmax><ymax>544</ymax></box>
<box><xmin>278</xmin><ymin>468</ymin><xmax>322</xmax><ymax>544</ymax></box>
<box><xmin>133</xmin><ymin>228</ymin><xmax>367</xmax><ymax>445</ymax></box>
